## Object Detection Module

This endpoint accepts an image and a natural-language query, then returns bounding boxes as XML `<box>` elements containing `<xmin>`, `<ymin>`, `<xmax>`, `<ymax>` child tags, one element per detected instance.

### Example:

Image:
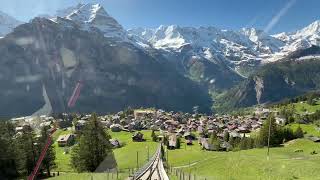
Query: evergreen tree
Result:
<box><xmin>229</xmin><ymin>136</ymin><xmax>235</xmax><ymax>147</ymax></box>
<box><xmin>209</xmin><ymin>132</ymin><xmax>220</xmax><ymax>151</ymax></box>
<box><xmin>176</xmin><ymin>137</ymin><xmax>181</xmax><ymax>149</ymax></box>
<box><xmin>223</xmin><ymin>131</ymin><xmax>230</xmax><ymax>142</ymax></box>
<box><xmin>209</xmin><ymin>132</ymin><xmax>217</xmax><ymax>145</ymax></box>
<box><xmin>15</xmin><ymin>125</ymin><xmax>38</xmax><ymax>176</ymax></box>
<box><xmin>0</xmin><ymin>121</ymin><xmax>18</xmax><ymax>179</ymax></box>
<box><xmin>151</xmin><ymin>130</ymin><xmax>157</xmax><ymax>142</ymax></box>
<box><xmin>71</xmin><ymin>113</ymin><xmax>112</xmax><ymax>172</ymax></box>
<box><xmin>282</xmin><ymin>127</ymin><xmax>295</xmax><ymax>142</ymax></box>
<box><xmin>257</xmin><ymin>115</ymin><xmax>283</xmax><ymax>147</ymax></box>
<box><xmin>37</xmin><ymin>126</ymin><xmax>56</xmax><ymax>176</ymax></box>
<box><xmin>294</xmin><ymin>126</ymin><xmax>304</xmax><ymax>138</ymax></box>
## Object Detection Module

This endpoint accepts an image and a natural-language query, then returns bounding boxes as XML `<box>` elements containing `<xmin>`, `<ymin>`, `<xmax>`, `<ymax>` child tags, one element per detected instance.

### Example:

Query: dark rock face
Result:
<box><xmin>216</xmin><ymin>46</ymin><xmax>320</xmax><ymax>112</ymax></box>
<box><xmin>0</xmin><ymin>18</ymin><xmax>211</xmax><ymax>118</ymax></box>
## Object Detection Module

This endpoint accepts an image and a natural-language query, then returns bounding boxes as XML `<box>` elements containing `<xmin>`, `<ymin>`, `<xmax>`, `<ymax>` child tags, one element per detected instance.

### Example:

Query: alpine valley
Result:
<box><xmin>1</xmin><ymin>3</ymin><xmax>320</xmax><ymax>117</ymax></box>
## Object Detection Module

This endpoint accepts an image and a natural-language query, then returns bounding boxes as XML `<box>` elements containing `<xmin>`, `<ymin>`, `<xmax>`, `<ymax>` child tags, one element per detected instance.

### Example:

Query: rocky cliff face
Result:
<box><xmin>215</xmin><ymin>46</ymin><xmax>320</xmax><ymax>111</ymax></box>
<box><xmin>0</xmin><ymin>18</ymin><xmax>211</xmax><ymax>117</ymax></box>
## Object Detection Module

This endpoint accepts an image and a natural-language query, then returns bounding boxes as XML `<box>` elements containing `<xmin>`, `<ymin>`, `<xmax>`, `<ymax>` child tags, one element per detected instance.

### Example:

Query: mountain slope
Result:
<box><xmin>0</xmin><ymin>18</ymin><xmax>212</xmax><ymax>118</ymax></box>
<box><xmin>216</xmin><ymin>46</ymin><xmax>320</xmax><ymax>112</ymax></box>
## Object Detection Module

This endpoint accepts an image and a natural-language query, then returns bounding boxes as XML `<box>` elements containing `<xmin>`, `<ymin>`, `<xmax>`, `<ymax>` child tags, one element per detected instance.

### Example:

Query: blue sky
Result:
<box><xmin>0</xmin><ymin>0</ymin><xmax>319</xmax><ymax>34</ymax></box>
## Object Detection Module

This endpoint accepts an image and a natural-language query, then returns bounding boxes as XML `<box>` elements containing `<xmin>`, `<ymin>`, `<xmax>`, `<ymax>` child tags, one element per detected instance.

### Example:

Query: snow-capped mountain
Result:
<box><xmin>51</xmin><ymin>3</ymin><xmax>128</xmax><ymax>41</ymax></box>
<box><xmin>274</xmin><ymin>20</ymin><xmax>320</xmax><ymax>52</ymax></box>
<box><xmin>0</xmin><ymin>11</ymin><xmax>22</xmax><ymax>37</ymax></box>
<box><xmin>128</xmin><ymin>25</ymin><xmax>280</xmax><ymax>77</ymax></box>
<box><xmin>129</xmin><ymin>20</ymin><xmax>320</xmax><ymax>75</ymax></box>
<box><xmin>48</xmin><ymin>3</ymin><xmax>320</xmax><ymax>71</ymax></box>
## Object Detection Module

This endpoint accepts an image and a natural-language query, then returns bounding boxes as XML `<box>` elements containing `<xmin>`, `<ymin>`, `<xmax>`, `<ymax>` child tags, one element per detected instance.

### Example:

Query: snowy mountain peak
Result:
<box><xmin>240</xmin><ymin>28</ymin><xmax>266</xmax><ymax>43</ymax></box>
<box><xmin>52</xmin><ymin>3</ymin><xmax>126</xmax><ymax>40</ymax></box>
<box><xmin>66</xmin><ymin>3</ymin><xmax>110</xmax><ymax>23</ymax></box>
<box><xmin>295</xmin><ymin>20</ymin><xmax>320</xmax><ymax>38</ymax></box>
<box><xmin>0</xmin><ymin>11</ymin><xmax>22</xmax><ymax>37</ymax></box>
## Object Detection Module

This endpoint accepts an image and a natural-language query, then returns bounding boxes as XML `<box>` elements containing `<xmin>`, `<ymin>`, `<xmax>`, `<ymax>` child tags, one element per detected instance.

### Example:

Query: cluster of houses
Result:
<box><xmin>9</xmin><ymin>107</ymin><xmax>289</xmax><ymax>151</ymax></box>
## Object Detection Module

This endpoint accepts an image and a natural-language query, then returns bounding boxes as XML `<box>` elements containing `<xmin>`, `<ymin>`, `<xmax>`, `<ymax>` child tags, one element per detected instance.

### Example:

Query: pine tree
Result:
<box><xmin>176</xmin><ymin>137</ymin><xmax>181</xmax><ymax>149</ymax></box>
<box><xmin>15</xmin><ymin>125</ymin><xmax>38</xmax><ymax>176</ymax></box>
<box><xmin>282</xmin><ymin>127</ymin><xmax>295</xmax><ymax>142</ymax></box>
<box><xmin>209</xmin><ymin>132</ymin><xmax>217</xmax><ymax>145</ymax></box>
<box><xmin>294</xmin><ymin>126</ymin><xmax>304</xmax><ymax>138</ymax></box>
<box><xmin>71</xmin><ymin>113</ymin><xmax>112</xmax><ymax>172</ymax></box>
<box><xmin>37</xmin><ymin>126</ymin><xmax>56</xmax><ymax>176</ymax></box>
<box><xmin>223</xmin><ymin>131</ymin><xmax>230</xmax><ymax>142</ymax></box>
<box><xmin>209</xmin><ymin>132</ymin><xmax>220</xmax><ymax>151</ymax></box>
<box><xmin>151</xmin><ymin>130</ymin><xmax>157</xmax><ymax>142</ymax></box>
<box><xmin>257</xmin><ymin>115</ymin><xmax>283</xmax><ymax>147</ymax></box>
<box><xmin>0</xmin><ymin>121</ymin><xmax>18</xmax><ymax>179</ymax></box>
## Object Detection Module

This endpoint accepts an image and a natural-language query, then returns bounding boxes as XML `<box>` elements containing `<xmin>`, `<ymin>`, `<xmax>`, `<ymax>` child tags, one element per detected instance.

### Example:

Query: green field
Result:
<box><xmin>51</xmin><ymin>129</ymin><xmax>320</xmax><ymax>180</ymax></box>
<box><xmin>287</xmin><ymin>123</ymin><xmax>320</xmax><ymax>137</ymax></box>
<box><xmin>293</xmin><ymin>100</ymin><xmax>320</xmax><ymax>114</ymax></box>
<box><xmin>51</xmin><ymin>130</ymin><xmax>157</xmax><ymax>179</ymax></box>
<box><xmin>52</xmin><ymin>128</ymin><xmax>74</xmax><ymax>172</ymax></box>
<box><xmin>167</xmin><ymin>139</ymin><xmax>320</xmax><ymax>180</ymax></box>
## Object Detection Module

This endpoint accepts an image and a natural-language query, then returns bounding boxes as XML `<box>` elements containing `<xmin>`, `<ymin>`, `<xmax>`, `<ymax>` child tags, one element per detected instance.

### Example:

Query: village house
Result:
<box><xmin>109</xmin><ymin>139</ymin><xmax>121</xmax><ymax>148</ymax></box>
<box><xmin>134</xmin><ymin>109</ymin><xmax>156</xmax><ymax>120</ymax></box>
<box><xmin>132</xmin><ymin>132</ymin><xmax>145</xmax><ymax>142</ymax></box>
<box><xmin>168</xmin><ymin>134</ymin><xmax>178</xmax><ymax>149</ymax></box>
<box><xmin>57</xmin><ymin>134</ymin><xmax>75</xmax><ymax>147</ymax></box>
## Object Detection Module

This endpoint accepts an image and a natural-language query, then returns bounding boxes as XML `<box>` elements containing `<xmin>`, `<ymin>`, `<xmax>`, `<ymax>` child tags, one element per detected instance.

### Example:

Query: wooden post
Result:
<box><xmin>267</xmin><ymin>117</ymin><xmax>271</xmax><ymax>160</ymax></box>
<box><xmin>136</xmin><ymin>151</ymin><xmax>139</xmax><ymax>169</ymax></box>
<box><xmin>117</xmin><ymin>169</ymin><xmax>119</xmax><ymax>180</ymax></box>
<box><xmin>147</xmin><ymin>145</ymin><xmax>150</xmax><ymax>161</ymax></box>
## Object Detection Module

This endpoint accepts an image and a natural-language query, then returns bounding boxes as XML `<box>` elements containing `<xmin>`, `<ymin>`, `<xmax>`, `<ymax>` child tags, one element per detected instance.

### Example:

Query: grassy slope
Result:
<box><xmin>50</xmin><ymin>130</ymin><xmax>158</xmax><ymax>179</ymax></box>
<box><xmin>168</xmin><ymin>139</ymin><xmax>320</xmax><ymax>180</ymax></box>
<box><xmin>109</xmin><ymin>130</ymin><xmax>158</xmax><ymax>169</ymax></box>
<box><xmin>51</xmin><ymin>129</ymin><xmax>320</xmax><ymax>180</ymax></box>
<box><xmin>293</xmin><ymin>100</ymin><xmax>320</xmax><ymax>114</ymax></box>
<box><xmin>52</xmin><ymin>129</ymin><xmax>74</xmax><ymax>172</ymax></box>
<box><xmin>287</xmin><ymin>123</ymin><xmax>320</xmax><ymax>136</ymax></box>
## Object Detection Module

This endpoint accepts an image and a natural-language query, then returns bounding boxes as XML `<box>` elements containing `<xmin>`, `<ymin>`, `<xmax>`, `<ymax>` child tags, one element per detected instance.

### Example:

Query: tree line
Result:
<box><xmin>0</xmin><ymin>121</ymin><xmax>55</xmax><ymax>179</ymax></box>
<box><xmin>0</xmin><ymin>113</ymin><xmax>113</xmax><ymax>179</ymax></box>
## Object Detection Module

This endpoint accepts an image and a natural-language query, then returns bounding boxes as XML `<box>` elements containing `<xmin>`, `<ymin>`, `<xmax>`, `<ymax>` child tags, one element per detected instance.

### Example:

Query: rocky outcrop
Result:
<box><xmin>254</xmin><ymin>76</ymin><xmax>264</xmax><ymax>104</ymax></box>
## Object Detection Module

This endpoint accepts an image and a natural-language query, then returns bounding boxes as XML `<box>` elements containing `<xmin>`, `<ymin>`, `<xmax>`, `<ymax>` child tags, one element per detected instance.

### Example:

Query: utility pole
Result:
<box><xmin>267</xmin><ymin>117</ymin><xmax>272</xmax><ymax>160</ymax></box>
<box><xmin>136</xmin><ymin>151</ymin><xmax>139</xmax><ymax>169</ymax></box>
<box><xmin>166</xmin><ymin>148</ymin><xmax>169</xmax><ymax>165</ymax></box>
<box><xmin>147</xmin><ymin>145</ymin><xmax>150</xmax><ymax>161</ymax></box>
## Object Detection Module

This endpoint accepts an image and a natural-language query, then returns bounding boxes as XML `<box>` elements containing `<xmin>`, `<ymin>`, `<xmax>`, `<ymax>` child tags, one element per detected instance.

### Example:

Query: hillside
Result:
<box><xmin>215</xmin><ymin>46</ymin><xmax>320</xmax><ymax>112</ymax></box>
